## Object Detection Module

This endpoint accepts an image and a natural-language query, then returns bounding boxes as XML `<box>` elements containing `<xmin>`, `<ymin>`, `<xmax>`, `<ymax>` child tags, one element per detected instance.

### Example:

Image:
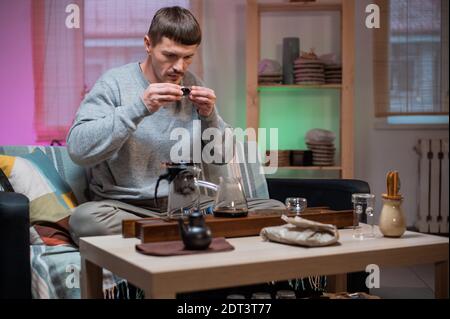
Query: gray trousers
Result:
<box><xmin>68</xmin><ymin>198</ymin><xmax>285</xmax><ymax>245</ymax></box>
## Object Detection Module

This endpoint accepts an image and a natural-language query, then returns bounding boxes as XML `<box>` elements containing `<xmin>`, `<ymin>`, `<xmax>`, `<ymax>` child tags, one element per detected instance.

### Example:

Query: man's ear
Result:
<box><xmin>144</xmin><ymin>35</ymin><xmax>152</xmax><ymax>55</ymax></box>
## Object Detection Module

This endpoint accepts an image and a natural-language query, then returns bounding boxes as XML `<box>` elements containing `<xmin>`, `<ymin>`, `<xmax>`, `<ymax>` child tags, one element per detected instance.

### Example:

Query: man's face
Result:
<box><xmin>146</xmin><ymin>36</ymin><xmax>198</xmax><ymax>84</ymax></box>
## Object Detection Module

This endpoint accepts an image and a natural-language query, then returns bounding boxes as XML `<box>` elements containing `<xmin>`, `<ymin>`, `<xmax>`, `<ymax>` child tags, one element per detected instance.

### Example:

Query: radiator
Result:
<box><xmin>415</xmin><ymin>138</ymin><xmax>449</xmax><ymax>234</ymax></box>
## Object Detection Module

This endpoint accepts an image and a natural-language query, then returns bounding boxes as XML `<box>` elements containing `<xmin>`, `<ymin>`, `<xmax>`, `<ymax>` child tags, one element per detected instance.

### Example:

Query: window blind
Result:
<box><xmin>374</xmin><ymin>0</ymin><xmax>449</xmax><ymax>117</ymax></box>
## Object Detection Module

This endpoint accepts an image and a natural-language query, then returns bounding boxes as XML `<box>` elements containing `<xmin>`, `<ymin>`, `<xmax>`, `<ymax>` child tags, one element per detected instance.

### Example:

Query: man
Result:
<box><xmin>67</xmin><ymin>7</ymin><xmax>230</xmax><ymax>243</ymax></box>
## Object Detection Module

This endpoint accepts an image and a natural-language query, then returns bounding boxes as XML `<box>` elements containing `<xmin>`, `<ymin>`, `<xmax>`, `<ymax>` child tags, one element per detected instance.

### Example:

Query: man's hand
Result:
<box><xmin>142</xmin><ymin>83</ymin><xmax>183</xmax><ymax>113</ymax></box>
<box><xmin>188</xmin><ymin>86</ymin><xmax>216</xmax><ymax>117</ymax></box>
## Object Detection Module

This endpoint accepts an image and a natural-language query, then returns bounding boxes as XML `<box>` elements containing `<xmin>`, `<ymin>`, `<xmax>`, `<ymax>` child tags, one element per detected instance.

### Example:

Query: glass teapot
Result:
<box><xmin>154</xmin><ymin>162</ymin><xmax>248</xmax><ymax>219</ymax></box>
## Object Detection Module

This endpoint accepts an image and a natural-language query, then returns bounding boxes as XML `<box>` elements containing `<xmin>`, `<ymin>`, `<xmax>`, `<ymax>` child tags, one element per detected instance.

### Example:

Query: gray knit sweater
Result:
<box><xmin>67</xmin><ymin>62</ymin><xmax>229</xmax><ymax>200</ymax></box>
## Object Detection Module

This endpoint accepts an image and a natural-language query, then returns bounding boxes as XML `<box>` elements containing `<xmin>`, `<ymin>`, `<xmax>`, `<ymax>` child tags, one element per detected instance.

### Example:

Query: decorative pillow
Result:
<box><xmin>0</xmin><ymin>148</ymin><xmax>78</xmax><ymax>224</ymax></box>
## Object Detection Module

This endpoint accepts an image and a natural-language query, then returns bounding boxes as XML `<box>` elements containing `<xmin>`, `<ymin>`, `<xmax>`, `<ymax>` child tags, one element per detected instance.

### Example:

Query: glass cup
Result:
<box><xmin>251</xmin><ymin>292</ymin><xmax>272</xmax><ymax>299</ymax></box>
<box><xmin>285</xmin><ymin>198</ymin><xmax>307</xmax><ymax>216</ymax></box>
<box><xmin>226</xmin><ymin>294</ymin><xmax>245</xmax><ymax>299</ymax></box>
<box><xmin>275</xmin><ymin>290</ymin><xmax>296</xmax><ymax>299</ymax></box>
<box><xmin>352</xmin><ymin>193</ymin><xmax>376</xmax><ymax>240</ymax></box>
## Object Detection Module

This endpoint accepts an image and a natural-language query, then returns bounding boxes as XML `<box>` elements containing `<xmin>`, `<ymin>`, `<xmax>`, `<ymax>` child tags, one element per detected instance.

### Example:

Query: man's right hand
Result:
<box><xmin>142</xmin><ymin>83</ymin><xmax>183</xmax><ymax>113</ymax></box>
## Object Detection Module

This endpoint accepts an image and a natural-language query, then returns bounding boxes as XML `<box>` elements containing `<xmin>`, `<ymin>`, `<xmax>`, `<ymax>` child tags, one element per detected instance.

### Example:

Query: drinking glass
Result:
<box><xmin>285</xmin><ymin>197</ymin><xmax>307</xmax><ymax>215</ymax></box>
<box><xmin>352</xmin><ymin>193</ymin><xmax>376</xmax><ymax>240</ymax></box>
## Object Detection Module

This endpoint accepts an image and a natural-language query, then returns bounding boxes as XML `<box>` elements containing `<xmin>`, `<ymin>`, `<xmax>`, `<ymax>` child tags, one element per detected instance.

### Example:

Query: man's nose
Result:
<box><xmin>173</xmin><ymin>58</ymin><xmax>185</xmax><ymax>73</ymax></box>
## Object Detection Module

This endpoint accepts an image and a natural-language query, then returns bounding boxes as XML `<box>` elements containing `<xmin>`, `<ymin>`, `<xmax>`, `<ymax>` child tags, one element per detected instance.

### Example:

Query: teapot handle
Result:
<box><xmin>154</xmin><ymin>173</ymin><xmax>170</xmax><ymax>209</ymax></box>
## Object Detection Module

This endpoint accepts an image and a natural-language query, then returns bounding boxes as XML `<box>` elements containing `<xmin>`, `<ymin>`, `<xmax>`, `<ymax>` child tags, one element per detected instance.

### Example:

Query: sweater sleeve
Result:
<box><xmin>66</xmin><ymin>79</ymin><xmax>151</xmax><ymax>167</ymax></box>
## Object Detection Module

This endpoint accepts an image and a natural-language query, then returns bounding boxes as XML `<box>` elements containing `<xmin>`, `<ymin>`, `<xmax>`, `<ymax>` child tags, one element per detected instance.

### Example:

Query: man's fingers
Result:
<box><xmin>190</xmin><ymin>89</ymin><xmax>215</xmax><ymax>99</ymax></box>
<box><xmin>190</xmin><ymin>96</ymin><xmax>211</xmax><ymax>104</ymax></box>
<box><xmin>191</xmin><ymin>86</ymin><xmax>212</xmax><ymax>91</ymax></box>
<box><xmin>157</xmin><ymin>95</ymin><xmax>182</xmax><ymax>103</ymax></box>
<box><xmin>151</xmin><ymin>83</ymin><xmax>182</xmax><ymax>90</ymax></box>
<box><xmin>146</xmin><ymin>83</ymin><xmax>183</xmax><ymax>96</ymax></box>
<box><xmin>151</xmin><ymin>86</ymin><xmax>183</xmax><ymax>96</ymax></box>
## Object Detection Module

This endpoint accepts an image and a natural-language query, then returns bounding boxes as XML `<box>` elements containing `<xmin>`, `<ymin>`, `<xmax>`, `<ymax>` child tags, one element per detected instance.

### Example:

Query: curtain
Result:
<box><xmin>32</xmin><ymin>0</ymin><xmax>85</xmax><ymax>142</ymax></box>
<box><xmin>373</xmin><ymin>0</ymin><xmax>449</xmax><ymax>117</ymax></box>
<box><xmin>32</xmin><ymin>0</ymin><xmax>203</xmax><ymax>143</ymax></box>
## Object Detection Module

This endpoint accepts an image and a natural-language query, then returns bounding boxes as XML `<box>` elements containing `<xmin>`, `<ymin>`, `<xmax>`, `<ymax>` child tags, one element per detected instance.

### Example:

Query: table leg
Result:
<box><xmin>327</xmin><ymin>274</ymin><xmax>348</xmax><ymax>293</ymax></box>
<box><xmin>80</xmin><ymin>257</ymin><xmax>103</xmax><ymax>299</ymax></box>
<box><xmin>435</xmin><ymin>261</ymin><xmax>449</xmax><ymax>299</ymax></box>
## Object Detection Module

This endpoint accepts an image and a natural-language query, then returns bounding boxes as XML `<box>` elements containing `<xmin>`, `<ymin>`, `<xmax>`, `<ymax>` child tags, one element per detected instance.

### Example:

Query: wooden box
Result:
<box><xmin>122</xmin><ymin>208</ymin><xmax>355</xmax><ymax>243</ymax></box>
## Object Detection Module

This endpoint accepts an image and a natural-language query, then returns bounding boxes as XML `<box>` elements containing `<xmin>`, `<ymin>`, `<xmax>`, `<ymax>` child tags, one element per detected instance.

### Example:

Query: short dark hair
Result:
<box><xmin>148</xmin><ymin>6</ymin><xmax>201</xmax><ymax>46</ymax></box>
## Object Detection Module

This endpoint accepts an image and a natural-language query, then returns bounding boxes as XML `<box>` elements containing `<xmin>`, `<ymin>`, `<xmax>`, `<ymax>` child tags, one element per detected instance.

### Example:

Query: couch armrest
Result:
<box><xmin>266</xmin><ymin>178</ymin><xmax>370</xmax><ymax>211</ymax></box>
<box><xmin>0</xmin><ymin>192</ymin><xmax>31</xmax><ymax>299</ymax></box>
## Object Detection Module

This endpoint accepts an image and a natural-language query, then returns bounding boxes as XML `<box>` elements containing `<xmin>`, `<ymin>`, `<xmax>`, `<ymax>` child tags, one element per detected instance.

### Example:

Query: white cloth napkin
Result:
<box><xmin>260</xmin><ymin>215</ymin><xmax>339</xmax><ymax>247</ymax></box>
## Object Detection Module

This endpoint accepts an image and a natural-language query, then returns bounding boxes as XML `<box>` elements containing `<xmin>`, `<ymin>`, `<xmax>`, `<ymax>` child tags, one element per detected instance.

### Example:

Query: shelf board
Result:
<box><xmin>258</xmin><ymin>84</ymin><xmax>342</xmax><ymax>92</ymax></box>
<box><xmin>259</xmin><ymin>3</ymin><xmax>342</xmax><ymax>13</ymax></box>
<box><xmin>264</xmin><ymin>166</ymin><xmax>342</xmax><ymax>171</ymax></box>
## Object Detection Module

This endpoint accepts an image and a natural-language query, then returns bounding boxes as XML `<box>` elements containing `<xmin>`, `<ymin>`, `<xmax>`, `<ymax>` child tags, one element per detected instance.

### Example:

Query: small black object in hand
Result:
<box><xmin>181</xmin><ymin>87</ymin><xmax>191</xmax><ymax>96</ymax></box>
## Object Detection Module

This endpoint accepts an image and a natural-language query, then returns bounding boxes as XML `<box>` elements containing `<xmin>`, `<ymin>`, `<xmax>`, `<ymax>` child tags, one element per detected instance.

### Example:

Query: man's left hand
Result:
<box><xmin>188</xmin><ymin>86</ymin><xmax>216</xmax><ymax>117</ymax></box>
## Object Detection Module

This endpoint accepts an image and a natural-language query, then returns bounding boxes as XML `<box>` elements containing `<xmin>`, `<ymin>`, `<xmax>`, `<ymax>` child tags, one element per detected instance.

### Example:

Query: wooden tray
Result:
<box><xmin>122</xmin><ymin>208</ymin><xmax>355</xmax><ymax>243</ymax></box>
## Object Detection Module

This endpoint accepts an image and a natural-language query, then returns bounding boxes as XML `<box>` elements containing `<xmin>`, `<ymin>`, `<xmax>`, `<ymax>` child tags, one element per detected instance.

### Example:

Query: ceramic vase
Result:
<box><xmin>379</xmin><ymin>198</ymin><xmax>406</xmax><ymax>237</ymax></box>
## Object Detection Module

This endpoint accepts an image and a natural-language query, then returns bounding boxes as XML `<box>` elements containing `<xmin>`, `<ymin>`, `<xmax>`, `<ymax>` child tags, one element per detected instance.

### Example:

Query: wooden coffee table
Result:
<box><xmin>79</xmin><ymin>226</ymin><xmax>448</xmax><ymax>299</ymax></box>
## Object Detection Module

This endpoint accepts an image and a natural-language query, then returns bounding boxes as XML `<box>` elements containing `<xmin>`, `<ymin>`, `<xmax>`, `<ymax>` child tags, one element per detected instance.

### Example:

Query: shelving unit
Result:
<box><xmin>246</xmin><ymin>0</ymin><xmax>355</xmax><ymax>178</ymax></box>
<box><xmin>263</xmin><ymin>166</ymin><xmax>342</xmax><ymax>175</ymax></box>
<box><xmin>258</xmin><ymin>84</ymin><xmax>342</xmax><ymax>90</ymax></box>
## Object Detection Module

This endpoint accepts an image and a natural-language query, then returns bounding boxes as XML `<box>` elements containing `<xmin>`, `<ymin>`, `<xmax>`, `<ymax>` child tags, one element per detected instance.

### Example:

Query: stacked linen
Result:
<box><xmin>265</xmin><ymin>150</ymin><xmax>291</xmax><ymax>167</ymax></box>
<box><xmin>324</xmin><ymin>64</ymin><xmax>342</xmax><ymax>84</ymax></box>
<box><xmin>293</xmin><ymin>58</ymin><xmax>325</xmax><ymax>85</ymax></box>
<box><xmin>305</xmin><ymin>129</ymin><xmax>336</xmax><ymax>167</ymax></box>
<box><xmin>258</xmin><ymin>59</ymin><xmax>283</xmax><ymax>84</ymax></box>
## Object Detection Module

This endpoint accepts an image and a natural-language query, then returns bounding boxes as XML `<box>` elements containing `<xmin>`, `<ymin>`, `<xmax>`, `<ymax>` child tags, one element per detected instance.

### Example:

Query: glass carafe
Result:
<box><xmin>213</xmin><ymin>177</ymin><xmax>248</xmax><ymax>218</ymax></box>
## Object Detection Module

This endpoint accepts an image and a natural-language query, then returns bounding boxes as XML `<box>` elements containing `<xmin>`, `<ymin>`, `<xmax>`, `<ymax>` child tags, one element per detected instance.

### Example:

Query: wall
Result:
<box><xmin>354</xmin><ymin>0</ymin><xmax>448</xmax><ymax>226</ymax></box>
<box><xmin>202</xmin><ymin>0</ymin><xmax>248</xmax><ymax>129</ymax></box>
<box><xmin>0</xmin><ymin>0</ymin><xmax>36</xmax><ymax>145</ymax></box>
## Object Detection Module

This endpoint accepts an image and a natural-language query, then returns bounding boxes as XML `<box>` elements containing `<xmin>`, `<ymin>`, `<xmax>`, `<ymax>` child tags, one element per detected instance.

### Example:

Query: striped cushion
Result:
<box><xmin>0</xmin><ymin>148</ymin><xmax>78</xmax><ymax>224</ymax></box>
<box><xmin>200</xmin><ymin>141</ymin><xmax>269</xmax><ymax>199</ymax></box>
<box><xmin>0</xmin><ymin>146</ymin><xmax>88</xmax><ymax>203</ymax></box>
